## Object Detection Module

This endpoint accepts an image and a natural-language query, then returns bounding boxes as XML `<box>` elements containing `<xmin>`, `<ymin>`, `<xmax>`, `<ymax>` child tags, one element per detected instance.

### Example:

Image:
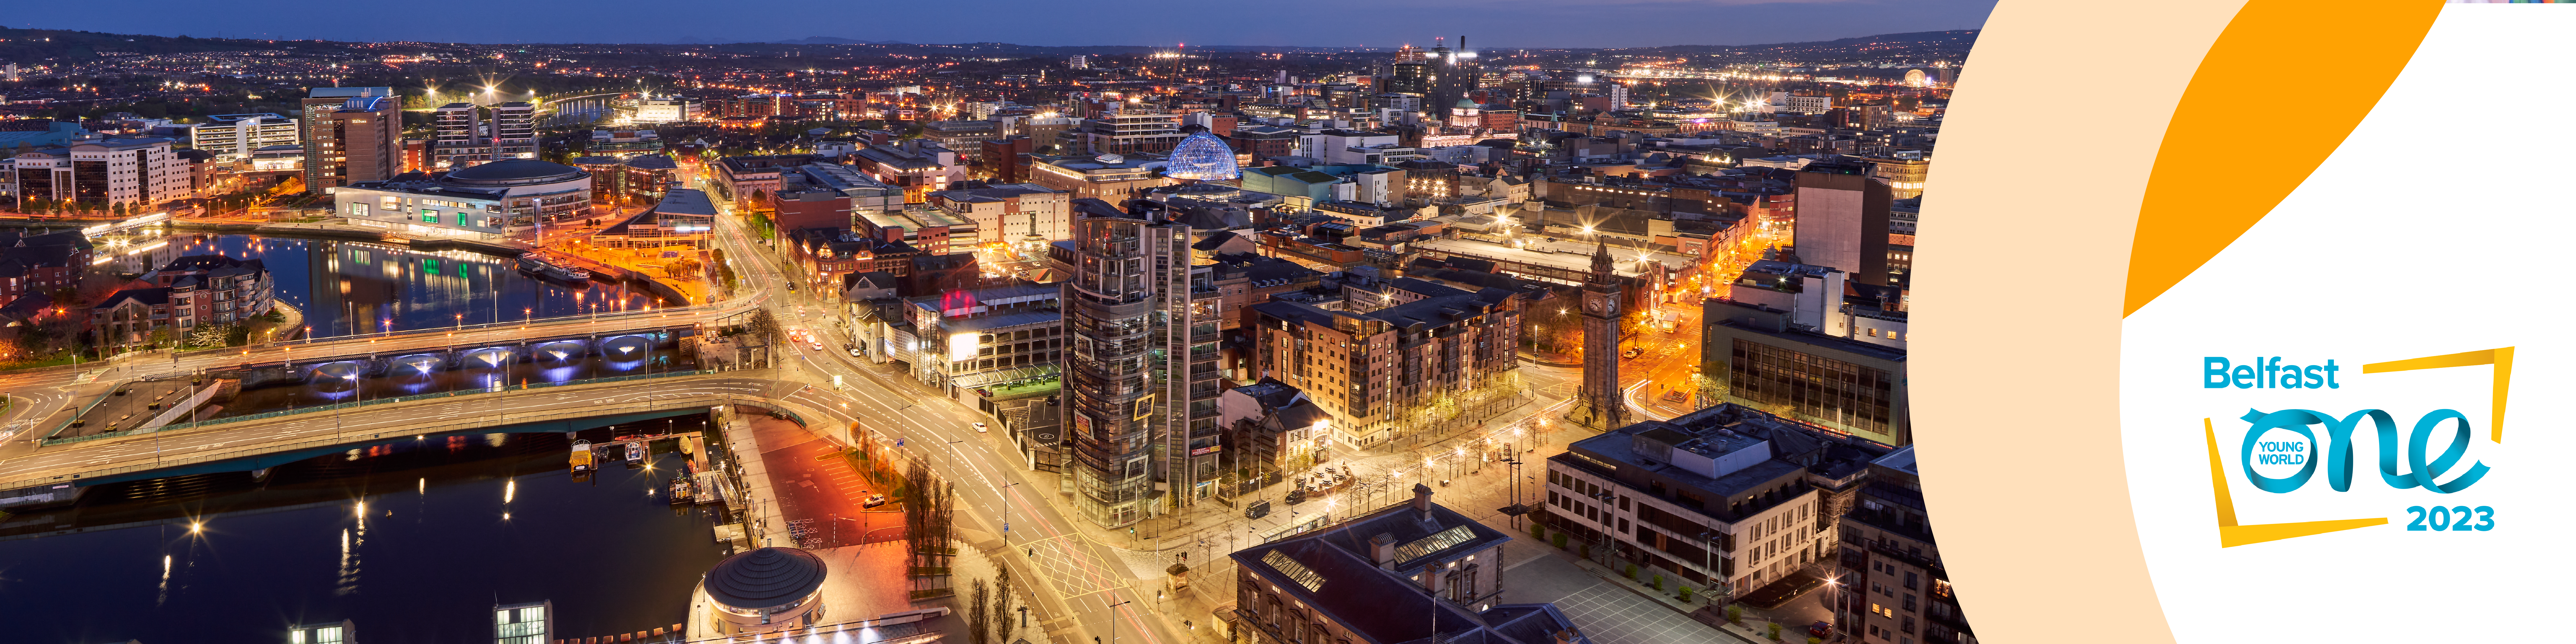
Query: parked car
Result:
<box><xmin>973</xmin><ymin>422</ymin><xmax>989</xmax><ymax>433</ymax></box>
<box><xmin>1808</xmin><ymin>622</ymin><xmax>1834</xmax><ymax>638</ymax></box>
<box><xmin>1622</xmin><ymin>346</ymin><xmax>1643</xmax><ymax>359</ymax></box>
<box><xmin>864</xmin><ymin>494</ymin><xmax>888</xmax><ymax>508</ymax></box>
<box><xmin>848</xmin><ymin>348</ymin><xmax>863</xmax><ymax>357</ymax></box>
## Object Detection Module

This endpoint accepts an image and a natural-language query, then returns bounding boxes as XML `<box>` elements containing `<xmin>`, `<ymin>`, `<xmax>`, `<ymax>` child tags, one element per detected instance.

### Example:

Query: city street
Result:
<box><xmin>694</xmin><ymin>194</ymin><xmax>1190</xmax><ymax>644</ymax></box>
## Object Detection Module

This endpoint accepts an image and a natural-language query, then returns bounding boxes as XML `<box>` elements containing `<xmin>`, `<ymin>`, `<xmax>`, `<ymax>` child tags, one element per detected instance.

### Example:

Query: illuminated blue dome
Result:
<box><xmin>1164</xmin><ymin>132</ymin><xmax>1240</xmax><ymax>181</ymax></box>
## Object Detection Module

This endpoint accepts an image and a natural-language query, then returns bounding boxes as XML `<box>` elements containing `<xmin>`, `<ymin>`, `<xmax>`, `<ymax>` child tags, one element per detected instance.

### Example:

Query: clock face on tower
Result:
<box><xmin>1586</xmin><ymin>291</ymin><xmax>1616</xmax><ymax>317</ymax></box>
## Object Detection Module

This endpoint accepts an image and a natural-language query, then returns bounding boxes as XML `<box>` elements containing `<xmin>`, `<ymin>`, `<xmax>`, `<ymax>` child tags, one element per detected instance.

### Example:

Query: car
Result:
<box><xmin>1808</xmin><ymin>622</ymin><xmax>1834</xmax><ymax>638</ymax></box>
<box><xmin>863</xmin><ymin>494</ymin><xmax>888</xmax><ymax>508</ymax></box>
<box><xmin>1622</xmin><ymin>347</ymin><xmax>1644</xmax><ymax>359</ymax></box>
<box><xmin>973</xmin><ymin>422</ymin><xmax>988</xmax><ymax>433</ymax></box>
<box><xmin>811</xmin><ymin>342</ymin><xmax>823</xmax><ymax>351</ymax></box>
<box><xmin>849</xmin><ymin>348</ymin><xmax>863</xmax><ymax>357</ymax></box>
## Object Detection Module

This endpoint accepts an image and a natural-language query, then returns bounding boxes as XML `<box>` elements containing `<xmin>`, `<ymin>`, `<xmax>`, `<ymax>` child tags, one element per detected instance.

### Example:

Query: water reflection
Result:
<box><xmin>97</xmin><ymin>234</ymin><xmax>675</xmax><ymax>340</ymax></box>
<box><xmin>221</xmin><ymin>345</ymin><xmax>691</xmax><ymax>419</ymax></box>
<box><xmin>0</xmin><ymin>426</ymin><xmax>727</xmax><ymax>643</ymax></box>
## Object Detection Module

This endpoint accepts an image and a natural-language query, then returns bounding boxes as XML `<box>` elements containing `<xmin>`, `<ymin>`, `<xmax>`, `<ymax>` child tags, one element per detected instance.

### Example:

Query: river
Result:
<box><xmin>113</xmin><ymin>233</ymin><xmax>671</xmax><ymax>339</ymax></box>
<box><xmin>0</xmin><ymin>422</ymin><xmax>732</xmax><ymax>644</ymax></box>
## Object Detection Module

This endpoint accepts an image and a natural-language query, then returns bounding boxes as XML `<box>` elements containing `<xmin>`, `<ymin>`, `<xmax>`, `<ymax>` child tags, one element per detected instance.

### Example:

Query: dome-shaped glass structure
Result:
<box><xmin>1164</xmin><ymin>131</ymin><xmax>1240</xmax><ymax>181</ymax></box>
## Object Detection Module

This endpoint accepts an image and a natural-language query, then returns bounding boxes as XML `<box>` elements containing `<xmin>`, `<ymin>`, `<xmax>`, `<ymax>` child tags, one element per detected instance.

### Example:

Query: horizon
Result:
<box><xmin>2</xmin><ymin>0</ymin><xmax>1997</xmax><ymax>49</ymax></box>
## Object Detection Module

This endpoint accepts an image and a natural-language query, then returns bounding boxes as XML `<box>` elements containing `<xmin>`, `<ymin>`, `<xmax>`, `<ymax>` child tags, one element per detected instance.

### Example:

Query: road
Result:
<box><xmin>0</xmin><ymin>374</ymin><xmax>766</xmax><ymax>488</ymax></box>
<box><xmin>0</xmin><ymin>281</ymin><xmax>769</xmax><ymax>460</ymax></box>
<box><xmin>0</xmin><ymin>160</ymin><xmax>1641</xmax><ymax>644</ymax></box>
<box><xmin>688</xmin><ymin>178</ymin><xmax>1188</xmax><ymax>644</ymax></box>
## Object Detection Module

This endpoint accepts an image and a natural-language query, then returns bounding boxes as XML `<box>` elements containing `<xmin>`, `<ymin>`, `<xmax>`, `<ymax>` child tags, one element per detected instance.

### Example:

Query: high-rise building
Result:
<box><xmin>306</xmin><ymin>95</ymin><xmax>400</xmax><ymax>194</ymax></box>
<box><xmin>1387</xmin><ymin>60</ymin><xmax>1431</xmax><ymax>96</ymax></box>
<box><xmin>433</xmin><ymin>103</ymin><xmax>488</xmax><ymax>168</ymax></box>
<box><xmin>1567</xmin><ymin>242</ymin><xmax>1626</xmax><ymax>430</ymax></box>
<box><xmin>492</xmin><ymin>102</ymin><xmax>536</xmax><ymax>159</ymax></box>
<box><xmin>1060</xmin><ymin>199</ymin><xmax>1226</xmax><ymax>528</ymax></box>
<box><xmin>187</xmin><ymin>113</ymin><xmax>298</xmax><ymax>163</ymax></box>
<box><xmin>1428</xmin><ymin>37</ymin><xmax>1482</xmax><ymax>120</ymax></box>
<box><xmin>1791</xmin><ymin>160</ymin><xmax>1894</xmax><ymax>286</ymax></box>
<box><xmin>301</xmin><ymin>87</ymin><xmax>392</xmax><ymax>174</ymax></box>
<box><xmin>1069</xmin><ymin>55</ymin><xmax>1089</xmax><ymax>70</ymax></box>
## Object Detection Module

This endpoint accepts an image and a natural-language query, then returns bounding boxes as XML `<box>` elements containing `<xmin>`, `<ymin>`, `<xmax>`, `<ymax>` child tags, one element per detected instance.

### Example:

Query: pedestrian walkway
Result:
<box><xmin>716</xmin><ymin>404</ymin><xmax>794</xmax><ymax>549</ymax></box>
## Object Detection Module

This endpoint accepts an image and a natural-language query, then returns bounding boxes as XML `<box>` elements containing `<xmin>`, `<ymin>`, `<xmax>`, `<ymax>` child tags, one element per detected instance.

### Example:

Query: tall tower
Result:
<box><xmin>1062</xmin><ymin>202</ymin><xmax>1223</xmax><ymax>529</ymax></box>
<box><xmin>1569</xmin><ymin>241</ymin><xmax>1625</xmax><ymax>430</ymax></box>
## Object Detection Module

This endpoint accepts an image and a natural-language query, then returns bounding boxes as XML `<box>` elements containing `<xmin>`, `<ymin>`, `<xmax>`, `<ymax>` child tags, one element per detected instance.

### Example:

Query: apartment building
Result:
<box><xmin>432</xmin><ymin>103</ymin><xmax>490</xmax><ymax>168</ymax></box>
<box><xmin>1832</xmin><ymin>447</ymin><xmax>1974</xmax><ymax>644</ymax></box>
<box><xmin>1244</xmin><ymin>277</ymin><xmax>1524</xmax><ymax>448</ymax></box>
<box><xmin>491</xmin><ymin>102</ymin><xmax>536</xmax><ymax>159</ymax></box>
<box><xmin>0</xmin><ymin>231</ymin><xmax>94</xmax><ymax>304</ymax></box>
<box><xmin>145</xmin><ymin>254</ymin><xmax>275</xmax><ymax>325</ymax></box>
<box><xmin>1060</xmin><ymin>198</ymin><xmax>1227</xmax><ymax>527</ymax></box>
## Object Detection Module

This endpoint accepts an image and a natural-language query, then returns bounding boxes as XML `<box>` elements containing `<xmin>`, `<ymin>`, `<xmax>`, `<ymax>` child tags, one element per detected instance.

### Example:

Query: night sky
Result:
<box><xmin>4</xmin><ymin>0</ymin><xmax>1996</xmax><ymax>48</ymax></box>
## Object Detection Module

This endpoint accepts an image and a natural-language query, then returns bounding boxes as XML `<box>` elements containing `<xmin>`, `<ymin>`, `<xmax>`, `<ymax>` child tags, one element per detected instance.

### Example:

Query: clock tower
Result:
<box><xmin>1568</xmin><ymin>240</ymin><xmax>1625</xmax><ymax>431</ymax></box>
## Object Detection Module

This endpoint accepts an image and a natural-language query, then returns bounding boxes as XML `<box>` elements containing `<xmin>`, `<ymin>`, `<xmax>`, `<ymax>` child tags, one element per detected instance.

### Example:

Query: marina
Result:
<box><xmin>0</xmin><ymin>420</ymin><xmax>737</xmax><ymax>643</ymax></box>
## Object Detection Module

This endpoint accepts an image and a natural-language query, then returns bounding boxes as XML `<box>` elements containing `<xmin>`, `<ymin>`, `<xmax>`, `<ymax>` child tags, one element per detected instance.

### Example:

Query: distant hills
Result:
<box><xmin>0</xmin><ymin>23</ymin><xmax>1975</xmax><ymax>62</ymax></box>
<box><xmin>1607</xmin><ymin>30</ymin><xmax>1979</xmax><ymax>55</ymax></box>
<box><xmin>666</xmin><ymin>36</ymin><xmax>910</xmax><ymax>45</ymax></box>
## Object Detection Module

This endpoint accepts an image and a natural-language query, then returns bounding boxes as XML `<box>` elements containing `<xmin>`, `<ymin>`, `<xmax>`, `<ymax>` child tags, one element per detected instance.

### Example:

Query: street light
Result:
<box><xmin>1103</xmin><ymin>599</ymin><xmax>1133</xmax><ymax>644</ymax></box>
<box><xmin>1000</xmin><ymin>481</ymin><xmax>1022</xmax><ymax>549</ymax></box>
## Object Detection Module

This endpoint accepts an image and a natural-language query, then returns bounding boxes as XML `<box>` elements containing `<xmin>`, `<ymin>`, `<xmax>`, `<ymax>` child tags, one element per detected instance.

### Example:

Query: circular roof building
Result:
<box><xmin>702</xmin><ymin>547</ymin><xmax>830</xmax><ymax>633</ymax></box>
<box><xmin>442</xmin><ymin>158</ymin><xmax>588</xmax><ymax>187</ymax></box>
<box><xmin>428</xmin><ymin>158</ymin><xmax>595</xmax><ymax>228</ymax></box>
<box><xmin>1163</xmin><ymin>131</ymin><xmax>1241</xmax><ymax>181</ymax></box>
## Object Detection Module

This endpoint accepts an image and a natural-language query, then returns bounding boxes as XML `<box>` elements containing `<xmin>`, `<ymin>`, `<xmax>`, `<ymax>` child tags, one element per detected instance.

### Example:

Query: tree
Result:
<box><xmin>992</xmin><ymin>565</ymin><xmax>1015</xmax><ymax>644</ymax></box>
<box><xmin>968</xmin><ymin>578</ymin><xmax>991</xmax><ymax>644</ymax></box>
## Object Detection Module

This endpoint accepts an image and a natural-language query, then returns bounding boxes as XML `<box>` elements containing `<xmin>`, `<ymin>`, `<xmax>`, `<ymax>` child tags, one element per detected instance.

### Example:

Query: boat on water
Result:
<box><xmin>516</xmin><ymin>252</ymin><xmax>592</xmax><ymax>284</ymax></box>
<box><xmin>569</xmin><ymin>439</ymin><xmax>594</xmax><ymax>472</ymax></box>
<box><xmin>624</xmin><ymin>441</ymin><xmax>646</xmax><ymax>466</ymax></box>
<box><xmin>668</xmin><ymin>477</ymin><xmax>692</xmax><ymax>504</ymax></box>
